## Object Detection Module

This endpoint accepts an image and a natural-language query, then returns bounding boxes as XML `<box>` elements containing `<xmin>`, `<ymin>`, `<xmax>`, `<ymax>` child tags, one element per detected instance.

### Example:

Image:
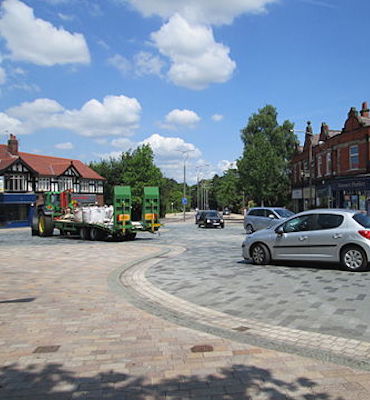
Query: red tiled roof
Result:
<box><xmin>0</xmin><ymin>144</ymin><xmax>105</xmax><ymax>180</ymax></box>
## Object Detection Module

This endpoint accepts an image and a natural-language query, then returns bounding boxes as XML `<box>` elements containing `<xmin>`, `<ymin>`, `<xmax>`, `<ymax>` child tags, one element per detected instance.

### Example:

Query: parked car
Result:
<box><xmin>197</xmin><ymin>210</ymin><xmax>224</xmax><ymax>228</ymax></box>
<box><xmin>244</xmin><ymin>207</ymin><xmax>295</xmax><ymax>233</ymax></box>
<box><xmin>223</xmin><ymin>208</ymin><xmax>231</xmax><ymax>215</ymax></box>
<box><xmin>242</xmin><ymin>209</ymin><xmax>370</xmax><ymax>272</ymax></box>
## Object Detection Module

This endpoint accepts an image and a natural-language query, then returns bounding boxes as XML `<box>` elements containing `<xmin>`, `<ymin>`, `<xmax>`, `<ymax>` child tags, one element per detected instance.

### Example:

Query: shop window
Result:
<box><xmin>350</xmin><ymin>145</ymin><xmax>359</xmax><ymax>169</ymax></box>
<box><xmin>0</xmin><ymin>204</ymin><xmax>29</xmax><ymax>226</ymax></box>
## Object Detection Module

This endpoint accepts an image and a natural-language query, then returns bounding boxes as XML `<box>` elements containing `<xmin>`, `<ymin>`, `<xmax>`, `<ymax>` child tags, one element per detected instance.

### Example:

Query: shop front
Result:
<box><xmin>316</xmin><ymin>184</ymin><xmax>334</xmax><ymax>208</ymax></box>
<box><xmin>291</xmin><ymin>188</ymin><xmax>303</xmax><ymax>212</ymax></box>
<box><xmin>0</xmin><ymin>193</ymin><xmax>36</xmax><ymax>228</ymax></box>
<box><xmin>331</xmin><ymin>178</ymin><xmax>370</xmax><ymax>213</ymax></box>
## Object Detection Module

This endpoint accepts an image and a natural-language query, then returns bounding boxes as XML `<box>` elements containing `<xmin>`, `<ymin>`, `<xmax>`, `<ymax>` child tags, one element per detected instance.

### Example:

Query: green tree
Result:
<box><xmin>237</xmin><ymin>105</ymin><xmax>299</xmax><ymax>206</ymax></box>
<box><xmin>90</xmin><ymin>144</ymin><xmax>165</xmax><ymax>215</ymax></box>
<box><xmin>214</xmin><ymin>168</ymin><xmax>241</xmax><ymax>212</ymax></box>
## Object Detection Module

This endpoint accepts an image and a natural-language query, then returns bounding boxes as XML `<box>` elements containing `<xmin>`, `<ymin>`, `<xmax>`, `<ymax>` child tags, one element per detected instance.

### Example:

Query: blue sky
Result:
<box><xmin>0</xmin><ymin>0</ymin><xmax>369</xmax><ymax>183</ymax></box>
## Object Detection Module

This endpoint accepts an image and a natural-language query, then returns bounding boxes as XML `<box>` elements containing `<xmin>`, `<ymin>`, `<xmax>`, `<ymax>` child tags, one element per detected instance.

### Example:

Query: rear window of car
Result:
<box><xmin>353</xmin><ymin>213</ymin><xmax>370</xmax><ymax>228</ymax></box>
<box><xmin>274</xmin><ymin>209</ymin><xmax>294</xmax><ymax>218</ymax></box>
<box><xmin>206</xmin><ymin>211</ymin><xmax>219</xmax><ymax>218</ymax></box>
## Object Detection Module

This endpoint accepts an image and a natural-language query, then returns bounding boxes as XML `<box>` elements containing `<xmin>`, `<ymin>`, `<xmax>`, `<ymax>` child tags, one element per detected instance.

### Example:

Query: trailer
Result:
<box><xmin>32</xmin><ymin>185</ymin><xmax>160</xmax><ymax>241</ymax></box>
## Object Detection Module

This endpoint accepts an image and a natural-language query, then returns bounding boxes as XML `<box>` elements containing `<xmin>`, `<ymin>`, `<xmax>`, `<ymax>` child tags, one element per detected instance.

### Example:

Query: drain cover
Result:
<box><xmin>191</xmin><ymin>344</ymin><xmax>214</xmax><ymax>353</ymax></box>
<box><xmin>232</xmin><ymin>326</ymin><xmax>250</xmax><ymax>332</ymax></box>
<box><xmin>33</xmin><ymin>345</ymin><xmax>60</xmax><ymax>354</ymax></box>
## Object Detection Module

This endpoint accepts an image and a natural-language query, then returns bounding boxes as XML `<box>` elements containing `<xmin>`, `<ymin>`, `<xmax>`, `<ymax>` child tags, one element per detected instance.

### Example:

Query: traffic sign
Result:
<box><xmin>182</xmin><ymin>197</ymin><xmax>188</xmax><ymax>205</ymax></box>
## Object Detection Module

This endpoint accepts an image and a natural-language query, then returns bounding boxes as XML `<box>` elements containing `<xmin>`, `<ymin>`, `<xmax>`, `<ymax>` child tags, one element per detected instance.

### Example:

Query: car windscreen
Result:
<box><xmin>353</xmin><ymin>213</ymin><xmax>370</xmax><ymax>228</ymax></box>
<box><xmin>206</xmin><ymin>211</ymin><xmax>219</xmax><ymax>218</ymax></box>
<box><xmin>274</xmin><ymin>209</ymin><xmax>294</xmax><ymax>218</ymax></box>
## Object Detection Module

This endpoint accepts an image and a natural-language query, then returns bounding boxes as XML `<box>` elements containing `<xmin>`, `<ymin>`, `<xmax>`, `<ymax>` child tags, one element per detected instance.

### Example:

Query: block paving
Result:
<box><xmin>1</xmin><ymin>227</ymin><xmax>370</xmax><ymax>399</ymax></box>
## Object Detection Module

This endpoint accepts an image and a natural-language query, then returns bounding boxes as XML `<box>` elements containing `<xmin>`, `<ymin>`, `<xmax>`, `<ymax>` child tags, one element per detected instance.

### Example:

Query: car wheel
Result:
<box><xmin>251</xmin><ymin>243</ymin><xmax>271</xmax><ymax>265</ymax></box>
<box><xmin>245</xmin><ymin>224</ymin><xmax>254</xmax><ymax>234</ymax></box>
<box><xmin>341</xmin><ymin>246</ymin><xmax>368</xmax><ymax>272</ymax></box>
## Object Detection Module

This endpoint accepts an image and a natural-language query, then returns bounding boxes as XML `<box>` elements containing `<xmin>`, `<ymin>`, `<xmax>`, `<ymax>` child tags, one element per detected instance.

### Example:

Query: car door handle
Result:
<box><xmin>299</xmin><ymin>236</ymin><xmax>308</xmax><ymax>241</ymax></box>
<box><xmin>333</xmin><ymin>234</ymin><xmax>342</xmax><ymax>239</ymax></box>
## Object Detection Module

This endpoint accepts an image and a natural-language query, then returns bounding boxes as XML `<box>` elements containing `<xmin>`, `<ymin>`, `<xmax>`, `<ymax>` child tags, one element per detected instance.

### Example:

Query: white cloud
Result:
<box><xmin>164</xmin><ymin>109</ymin><xmax>200</xmax><ymax>128</ymax></box>
<box><xmin>0</xmin><ymin>0</ymin><xmax>90</xmax><ymax>66</ymax></box>
<box><xmin>3</xmin><ymin>95</ymin><xmax>142</xmax><ymax>137</ymax></box>
<box><xmin>0</xmin><ymin>112</ymin><xmax>24</xmax><ymax>134</ymax></box>
<box><xmin>139</xmin><ymin>134</ymin><xmax>202</xmax><ymax>181</ymax></box>
<box><xmin>133</xmin><ymin>51</ymin><xmax>164</xmax><ymax>77</ymax></box>
<box><xmin>218</xmin><ymin>159</ymin><xmax>237</xmax><ymax>171</ymax></box>
<box><xmin>151</xmin><ymin>14</ymin><xmax>236</xmax><ymax>90</ymax></box>
<box><xmin>54</xmin><ymin>141</ymin><xmax>74</xmax><ymax>150</ymax></box>
<box><xmin>125</xmin><ymin>0</ymin><xmax>277</xmax><ymax>25</ymax></box>
<box><xmin>140</xmin><ymin>133</ymin><xmax>201</xmax><ymax>159</ymax></box>
<box><xmin>0</xmin><ymin>67</ymin><xmax>6</xmax><ymax>84</ymax></box>
<box><xmin>212</xmin><ymin>113</ymin><xmax>224</xmax><ymax>122</ymax></box>
<box><xmin>107</xmin><ymin>54</ymin><xmax>131</xmax><ymax>75</ymax></box>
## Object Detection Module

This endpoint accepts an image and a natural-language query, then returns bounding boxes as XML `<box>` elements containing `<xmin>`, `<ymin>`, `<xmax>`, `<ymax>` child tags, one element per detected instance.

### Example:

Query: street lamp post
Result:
<box><xmin>195</xmin><ymin>164</ymin><xmax>209</xmax><ymax>210</ymax></box>
<box><xmin>177</xmin><ymin>149</ymin><xmax>194</xmax><ymax>221</ymax></box>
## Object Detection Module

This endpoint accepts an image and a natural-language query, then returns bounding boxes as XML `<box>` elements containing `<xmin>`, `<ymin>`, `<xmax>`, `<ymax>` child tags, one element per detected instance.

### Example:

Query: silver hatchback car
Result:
<box><xmin>242</xmin><ymin>209</ymin><xmax>370</xmax><ymax>272</ymax></box>
<box><xmin>244</xmin><ymin>207</ymin><xmax>294</xmax><ymax>233</ymax></box>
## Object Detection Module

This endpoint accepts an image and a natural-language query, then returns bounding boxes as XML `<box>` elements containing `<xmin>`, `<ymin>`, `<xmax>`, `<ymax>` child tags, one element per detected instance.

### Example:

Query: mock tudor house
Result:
<box><xmin>291</xmin><ymin>101</ymin><xmax>370</xmax><ymax>213</ymax></box>
<box><xmin>0</xmin><ymin>135</ymin><xmax>105</xmax><ymax>227</ymax></box>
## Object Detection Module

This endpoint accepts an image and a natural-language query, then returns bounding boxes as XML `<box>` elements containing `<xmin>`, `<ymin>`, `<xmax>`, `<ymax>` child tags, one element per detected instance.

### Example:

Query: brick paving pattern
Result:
<box><xmin>1</xmin><ymin>226</ymin><xmax>370</xmax><ymax>399</ymax></box>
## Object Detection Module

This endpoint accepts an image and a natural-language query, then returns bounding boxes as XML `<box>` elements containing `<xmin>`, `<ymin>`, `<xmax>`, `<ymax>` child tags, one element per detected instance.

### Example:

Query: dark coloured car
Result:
<box><xmin>197</xmin><ymin>210</ymin><xmax>224</xmax><ymax>228</ymax></box>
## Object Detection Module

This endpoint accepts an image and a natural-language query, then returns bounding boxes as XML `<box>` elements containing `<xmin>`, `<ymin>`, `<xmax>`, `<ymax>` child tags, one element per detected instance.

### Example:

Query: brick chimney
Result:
<box><xmin>7</xmin><ymin>134</ymin><xmax>19</xmax><ymax>155</ymax></box>
<box><xmin>360</xmin><ymin>101</ymin><xmax>369</xmax><ymax>118</ymax></box>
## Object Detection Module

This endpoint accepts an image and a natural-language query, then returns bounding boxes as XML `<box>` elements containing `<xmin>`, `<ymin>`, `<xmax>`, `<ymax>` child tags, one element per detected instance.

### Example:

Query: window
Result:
<box><xmin>37</xmin><ymin>178</ymin><xmax>50</xmax><ymax>192</ymax></box>
<box><xmin>326</xmin><ymin>153</ymin><xmax>331</xmax><ymax>175</ymax></box>
<box><xmin>59</xmin><ymin>177</ymin><xmax>73</xmax><ymax>191</ymax></box>
<box><xmin>89</xmin><ymin>181</ymin><xmax>96</xmax><ymax>193</ymax></box>
<box><xmin>353</xmin><ymin>213</ymin><xmax>370</xmax><ymax>228</ymax></box>
<box><xmin>5</xmin><ymin>174</ymin><xmax>27</xmax><ymax>191</ymax></box>
<box><xmin>316</xmin><ymin>214</ymin><xmax>343</xmax><ymax>230</ymax></box>
<box><xmin>350</xmin><ymin>145</ymin><xmax>359</xmax><ymax>169</ymax></box>
<box><xmin>80</xmin><ymin>180</ymin><xmax>89</xmax><ymax>192</ymax></box>
<box><xmin>317</xmin><ymin>156</ymin><xmax>322</xmax><ymax>177</ymax></box>
<box><xmin>283</xmin><ymin>215</ymin><xmax>314</xmax><ymax>233</ymax></box>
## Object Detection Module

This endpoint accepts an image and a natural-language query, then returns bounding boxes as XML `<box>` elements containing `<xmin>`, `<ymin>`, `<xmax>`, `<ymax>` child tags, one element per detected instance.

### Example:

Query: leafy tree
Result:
<box><xmin>237</xmin><ymin>105</ymin><xmax>299</xmax><ymax>206</ymax></box>
<box><xmin>90</xmin><ymin>145</ymin><xmax>165</xmax><ymax>216</ymax></box>
<box><xmin>214</xmin><ymin>168</ymin><xmax>241</xmax><ymax>212</ymax></box>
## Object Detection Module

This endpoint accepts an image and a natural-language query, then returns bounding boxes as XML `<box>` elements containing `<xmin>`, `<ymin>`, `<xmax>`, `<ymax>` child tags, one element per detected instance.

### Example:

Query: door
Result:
<box><xmin>308</xmin><ymin>213</ymin><xmax>344</xmax><ymax>261</ymax></box>
<box><xmin>272</xmin><ymin>214</ymin><xmax>316</xmax><ymax>261</ymax></box>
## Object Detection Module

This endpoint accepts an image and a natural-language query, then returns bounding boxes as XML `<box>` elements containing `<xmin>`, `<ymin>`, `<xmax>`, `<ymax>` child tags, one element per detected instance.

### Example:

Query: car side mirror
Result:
<box><xmin>268</xmin><ymin>214</ymin><xmax>275</xmax><ymax>219</ymax></box>
<box><xmin>275</xmin><ymin>226</ymin><xmax>284</xmax><ymax>235</ymax></box>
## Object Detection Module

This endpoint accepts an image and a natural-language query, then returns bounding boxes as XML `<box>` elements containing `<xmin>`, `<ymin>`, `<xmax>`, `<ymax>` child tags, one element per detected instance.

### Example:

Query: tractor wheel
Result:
<box><xmin>31</xmin><ymin>212</ymin><xmax>39</xmax><ymax>236</ymax></box>
<box><xmin>38</xmin><ymin>214</ymin><xmax>54</xmax><ymax>237</ymax></box>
